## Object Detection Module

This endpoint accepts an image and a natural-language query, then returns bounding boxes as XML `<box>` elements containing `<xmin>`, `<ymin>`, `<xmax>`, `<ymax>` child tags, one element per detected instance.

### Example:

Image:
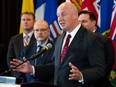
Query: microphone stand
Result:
<box><xmin>0</xmin><ymin>59</ymin><xmax>29</xmax><ymax>76</ymax></box>
<box><xmin>0</xmin><ymin>43</ymin><xmax>52</xmax><ymax>76</ymax></box>
<box><xmin>0</xmin><ymin>48</ymin><xmax>48</xmax><ymax>76</ymax></box>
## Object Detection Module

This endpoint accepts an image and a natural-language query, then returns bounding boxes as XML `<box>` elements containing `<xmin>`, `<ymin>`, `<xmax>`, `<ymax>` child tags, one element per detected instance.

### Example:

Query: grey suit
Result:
<box><xmin>34</xmin><ymin>26</ymin><xmax>105</xmax><ymax>87</ymax></box>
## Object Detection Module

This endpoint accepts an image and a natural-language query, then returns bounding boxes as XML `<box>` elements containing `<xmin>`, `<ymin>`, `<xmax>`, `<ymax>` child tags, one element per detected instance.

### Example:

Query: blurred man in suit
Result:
<box><xmin>78</xmin><ymin>10</ymin><xmax>114</xmax><ymax>87</ymax></box>
<box><xmin>0</xmin><ymin>43</ymin><xmax>7</xmax><ymax>74</ymax></box>
<box><xmin>7</xmin><ymin>11</ymin><xmax>36</xmax><ymax>76</ymax></box>
<box><xmin>16</xmin><ymin>20</ymin><xmax>54</xmax><ymax>83</ymax></box>
<box><xmin>10</xmin><ymin>2</ymin><xmax>106</xmax><ymax>87</ymax></box>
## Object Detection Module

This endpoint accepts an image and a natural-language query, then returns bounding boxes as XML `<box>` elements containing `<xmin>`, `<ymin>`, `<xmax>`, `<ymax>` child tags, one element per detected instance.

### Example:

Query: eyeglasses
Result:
<box><xmin>33</xmin><ymin>28</ymin><xmax>48</xmax><ymax>32</ymax></box>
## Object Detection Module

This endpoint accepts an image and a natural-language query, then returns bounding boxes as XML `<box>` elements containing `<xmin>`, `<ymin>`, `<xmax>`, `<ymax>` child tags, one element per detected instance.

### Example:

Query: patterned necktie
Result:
<box><xmin>24</xmin><ymin>34</ymin><xmax>29</xmax><ymax>46</ymax></box>
<box><xmin>60</xmin><ymin>34</ymin><xmax>71</xmax><ymax>63</ymax></box>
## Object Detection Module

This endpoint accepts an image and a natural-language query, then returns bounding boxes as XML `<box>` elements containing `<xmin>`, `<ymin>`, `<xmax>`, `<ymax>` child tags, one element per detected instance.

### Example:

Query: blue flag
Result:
<box><xmin>99</xmin><ymin>0</ymin><xmax>113</xmax><ymax>34</ymax></box>
<box><xmin>35</xmin><ymin>0</ymin><xmax>61</xmax><ymax>42</ymax></box>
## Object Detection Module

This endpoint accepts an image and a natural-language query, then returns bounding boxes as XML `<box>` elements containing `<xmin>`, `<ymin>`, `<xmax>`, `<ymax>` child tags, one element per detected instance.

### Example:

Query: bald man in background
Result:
<box><xmin>14</xmin><ymin>20</ymin><xmax>55</xmax><ymax>83</ymax></box>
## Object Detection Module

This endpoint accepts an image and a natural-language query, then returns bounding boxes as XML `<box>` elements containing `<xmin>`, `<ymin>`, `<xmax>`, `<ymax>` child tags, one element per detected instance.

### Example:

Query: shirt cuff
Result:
<box><xmin>78</xmin><ymin>72</ymin><xmax>84</xmax><ymax>84</ymax></box>
<box><xmin>31</xmin><ymin>65</ymin><xmax>35</xmax><ymax>75</ymax></box>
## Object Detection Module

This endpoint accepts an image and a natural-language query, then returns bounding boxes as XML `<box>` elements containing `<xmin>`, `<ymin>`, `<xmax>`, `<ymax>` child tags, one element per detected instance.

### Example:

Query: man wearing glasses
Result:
<box><xmin>15</xmin><ymin>20</ymin><xmax>54</xmax><ymax>83</ymax></box>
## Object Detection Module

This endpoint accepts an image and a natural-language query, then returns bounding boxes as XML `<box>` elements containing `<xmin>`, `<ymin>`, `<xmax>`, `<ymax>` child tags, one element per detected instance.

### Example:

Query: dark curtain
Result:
<box><xmin>0</xmin><ymin>0</ymin><xmax>21</xmax><ymax>45</ymax></box>
<box><xmin>0</xmin><ymin>0</ymin><xmax>65</xmax><ymax>75</ymax></box>
<box><xmin>0</xmin><ymin>0</ymin><xmax>22</xmax><ymax>75</ymax></box>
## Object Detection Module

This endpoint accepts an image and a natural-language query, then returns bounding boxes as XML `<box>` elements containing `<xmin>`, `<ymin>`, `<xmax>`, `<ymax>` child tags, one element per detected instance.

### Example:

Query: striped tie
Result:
<box><xmin>24</xmin><ymin>34</ymin><xmax>29</xmax><ymax>46</ymax></box>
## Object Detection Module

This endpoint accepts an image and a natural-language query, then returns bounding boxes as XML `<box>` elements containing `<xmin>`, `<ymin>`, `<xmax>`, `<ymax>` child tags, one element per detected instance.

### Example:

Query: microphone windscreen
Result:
<box><xmin>47</xmin><ymin>43</ymin><xmax>52</xmax><ymax>49</ymax></box>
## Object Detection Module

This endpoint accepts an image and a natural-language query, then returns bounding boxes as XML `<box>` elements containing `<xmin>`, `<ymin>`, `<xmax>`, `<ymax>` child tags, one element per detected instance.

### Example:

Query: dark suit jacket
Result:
<box><xmin>7</xmin><ymin>33</ymin><xmax>36</xmax><ymax>75</ymax></box>
<box><xmin>0</xmin><ymin>44</ymin><xmax>8</xmax><ymax>74</ymax></box>
<box><xmin>95</xmin><ymin>31</ymin><xmax>114</xmax><ymax>87</ymax></box>
<box><xmin>34</xmin><ymin>26</ymin><xmax>106</xmax><ymax>87</ymax></box>
<box><xmin>18</xmin><ymin>39</ymin><xmax>55</xmax><ymax>83</ymax></box>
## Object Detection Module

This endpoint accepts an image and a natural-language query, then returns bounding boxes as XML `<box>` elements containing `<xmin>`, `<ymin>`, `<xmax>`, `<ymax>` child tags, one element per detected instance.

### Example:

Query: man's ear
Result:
<box><xmin>92</xmin><ymin>20</ymin><xmax>96</xmax><ymax>26</ymax></box>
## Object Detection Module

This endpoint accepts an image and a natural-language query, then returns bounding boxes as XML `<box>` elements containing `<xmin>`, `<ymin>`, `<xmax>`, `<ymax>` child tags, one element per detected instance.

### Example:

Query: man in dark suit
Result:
<box><xmin>0</xmin><ymin>43</ymin><xmax>7</xmax><ymax>74</ymax></box>
<box><xmin>16</xmin><ymin>20</ymin><xmax>54</xmax><ymax>83</ymax></box>
<box><xmin>7</xmin><ymin>11</ymin><xmax>36</xmax><ymax>76</ymax></box>
<box><xmin>78</xmin><ymin>10</ymin><xmax>114</xmax><ymax>87</ymax></box>
<box><xmin>10</xmin><ymin>2</ymin><xmax>105</xmax><ymax>87</ymax></box>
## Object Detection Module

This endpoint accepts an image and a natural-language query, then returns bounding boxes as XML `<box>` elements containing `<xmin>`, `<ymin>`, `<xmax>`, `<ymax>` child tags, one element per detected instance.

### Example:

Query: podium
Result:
<box><xmin>0</xmin><ymin>76</ymin><xmax>57</xmax><ymax>87</ymax></box>
<box><xmin>0</xmin><ymin>76</ymin><xmax>22</xmax><ymax>84</ymax></box>
<box><xmin>0</xmin><ymin>76</ymin><xmax>16</xmax><ymax>83</ymax></box>
<box><xmin>0</xmin><ymin>83</ymin><xmax>20</xmax><ymax>87</ymax></box>
<box><xmin>21</xmin><ymin>82</ymin><xmax>58</xmax><ymax>87</ymax></box>
<box><xmin>0</xmin><ymin>82</ymin><xmax>57</xmax><ymax>87</ymax></box>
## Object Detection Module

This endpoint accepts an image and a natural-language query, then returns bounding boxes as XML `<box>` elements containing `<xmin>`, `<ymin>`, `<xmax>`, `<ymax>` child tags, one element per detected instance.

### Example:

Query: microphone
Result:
<box><xmin>0</xmin><ymin>43</ymin><xmax>52</xmax><ymax>76</ymax></box>
<box><xmin>29</xmin><ymin>43</ymin><xmax>52</xmax><ymax>60</ymax></box>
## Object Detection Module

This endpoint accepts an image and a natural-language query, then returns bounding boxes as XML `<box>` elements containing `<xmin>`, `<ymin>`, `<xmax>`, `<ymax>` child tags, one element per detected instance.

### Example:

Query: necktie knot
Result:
<box><xmin>67</xmin><ymin>34</ymin><xmax>71</xmax><ymax>38</ymax></box>
<box><xmin>37</xmin><ymin>45</ymin><xmax>43</xmax><ymax>52</ymax></box>
<box><xmin>66</xmin><ymin>34</ymin><xmax>71</xmax><ymax>42</ymax></box>
<box><xmin>26</xmin><ymin>34</ymin><xmax>29</xmax><ymax>37</ymax></box>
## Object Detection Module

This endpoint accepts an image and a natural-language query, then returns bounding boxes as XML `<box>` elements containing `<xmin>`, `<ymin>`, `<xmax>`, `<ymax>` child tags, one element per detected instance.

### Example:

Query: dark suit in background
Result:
<box><xmin>0</xmin><ymin>43</ymin><xmax>7</xmax><ymax>74</ymax></box>
<box><xmin>95</xmin><ymin>30</ymin><xmax>114</xmax><ymax>87</ymax></box>
<box><xmin>34</xmin><ymin>26</ymin><xmax>105</xmax><ymax>87</ymax></box>
<box><xmin>78</xmin><ymin>10</ymin><xmax>114</xmax><ymax>87</ymax></box>
<box><xmin>17</xmin><ymin>39</ymin><xmax>54</xmax><ymax>83</ymax></box>
<box><xmin>7</xmin><ymin>33</ymin><xmax>36</xmax><ymax>76</ymax></box>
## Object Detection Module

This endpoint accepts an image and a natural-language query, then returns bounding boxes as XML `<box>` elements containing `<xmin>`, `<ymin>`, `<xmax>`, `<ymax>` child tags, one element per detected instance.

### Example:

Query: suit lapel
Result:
<box><xmin>54</xmin><ymin>32</ymin><xmax>66</xmax><ymax>68</ymax></box>
<box><xmin>69</xmin><ymin>26</ymin><xmax>85</xmax><ymax>49</ymax></box>
<box><xmin>59</xmin><ymin>27</ymin><xmax>85</xmax><ymax>68</ymax></box>
<box><xmin>29</xmin><ymin>34</ymin><xmax>36</xmax><ymax>45</ymax></box>
<box><xmin>17</xmin><ymin>34</ymin><xmax>24</xmax><ymax>52</ymax></box>
<box><xmin>29</xmin><ymin>42</ymin><xmax>37</xmax><ymax>65</ymax></box>
<box><xmin>39</xmin><ymin>40</ymin><xmax>52</xmax><ymax>64</ymax></box>
<box><xmin>20</xmin><ymin>34</ymin><xmax>24</xmax><ymax>48</ymax></box>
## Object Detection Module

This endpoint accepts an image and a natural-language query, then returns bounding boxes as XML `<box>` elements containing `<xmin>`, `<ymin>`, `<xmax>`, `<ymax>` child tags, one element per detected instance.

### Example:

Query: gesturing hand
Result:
<box><xmin>68</xmin><ymin>62</ymin><xmax>82</xmax><ymax>80</ymax></box>
<box><xmin>10</xmin><ymin>57</ymin><xmax>33</xmax><ymax>74</ymax></box>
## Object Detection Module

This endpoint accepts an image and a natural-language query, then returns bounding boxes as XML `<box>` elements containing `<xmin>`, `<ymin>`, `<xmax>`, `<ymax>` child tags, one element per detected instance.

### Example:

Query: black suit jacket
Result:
<box><xmin>35</xmin><ymin>26</ymin><xmax>105</xmax><ymax>87</ymax></box>
<box><xmin>7</xmin><ymin>33</ymin><xmax>36</xmax><ymax>75</ymax></box>
<box><xmin>18</xmin><ymin>39</ymin><xmax>55</xmax><ymax>83</ymax></box>
<box><xmin>95</xmin><ymin>32</ymin><xmax>114</xmax><ymax>87</ymax></box>
<box><xmin>0</xmin><ymin>44</ymin><xmax>7</xmax><ymax>74</ymax></box>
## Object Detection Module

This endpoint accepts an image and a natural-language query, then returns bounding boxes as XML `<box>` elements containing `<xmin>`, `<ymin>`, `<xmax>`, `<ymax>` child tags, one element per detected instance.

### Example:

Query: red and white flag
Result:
<box><xmin>110</xmin><ymin>0</ymin><xmax>116</xmax><ymax>69</ymax></box>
